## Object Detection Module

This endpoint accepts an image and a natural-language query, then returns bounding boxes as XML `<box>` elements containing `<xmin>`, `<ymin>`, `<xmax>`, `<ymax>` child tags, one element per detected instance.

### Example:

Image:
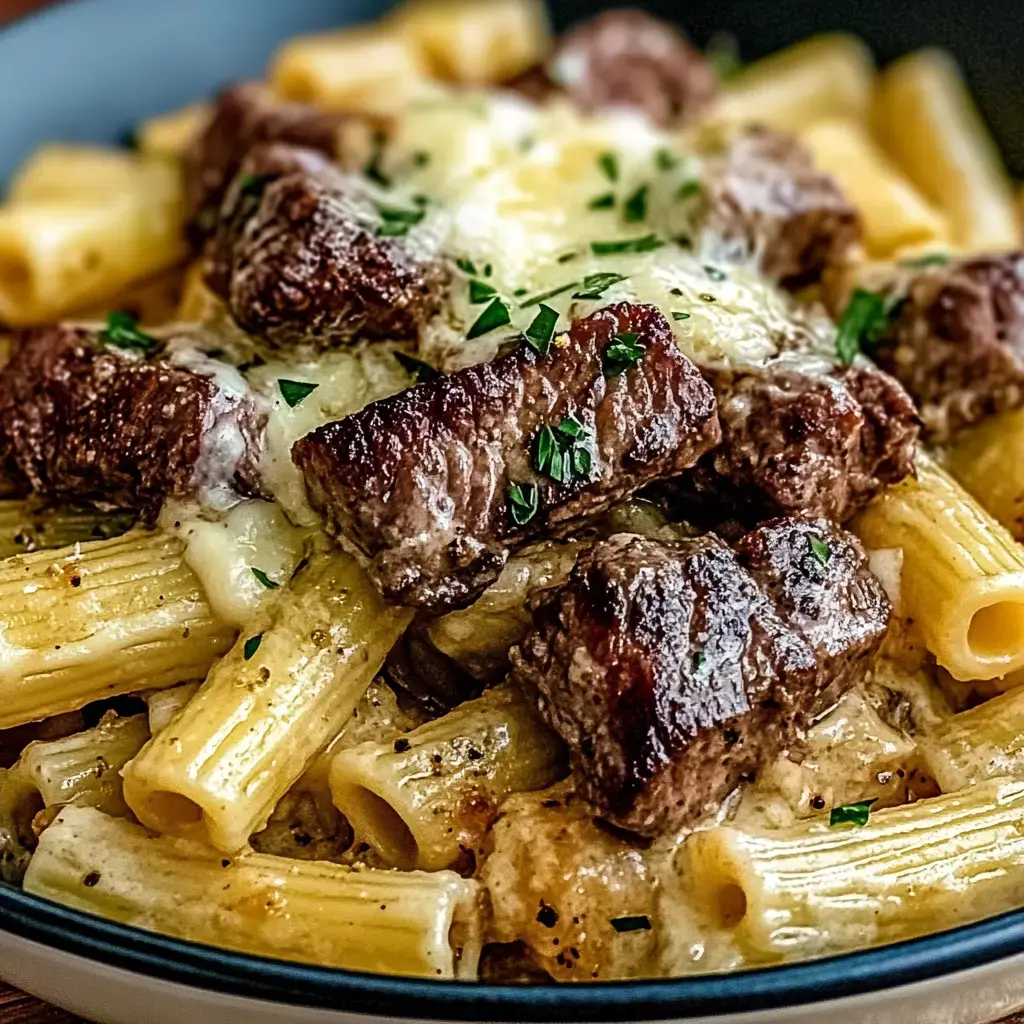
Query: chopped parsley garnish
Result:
<box><xmin>277</xmin><ymin>379</ymin><xmax>319</xmax><ymax>408</ymax></box>
<box><xmin>655</xmin><ymin>148</ymin><xmax>678</xmax><ymax>172</ymax></box>
<box><xmin>835</xmin><ymin>288</ymin><xmax>887</xmax><ymax>365</ymax></box>
<box><xmin>706</xmin><ymin>32</ymin><xmax>743</xmax><ymax>82</ymax></box>
<box><xmin>251</xmin><ymin>567</ymin><xmax>280</xmax><ymax>590</ymax></box>
<box><xmin>237</xmin><ymin>172</ymin><xmax>269</xmax><ymax>200</ymax></box>
<box><xmin>591</xmin><ymin>235</ymin><xmax>663</xmax><ymax>255</ymax></box>
<box><xmin>507</xmin><ymin>482</ymin><xmax>539</xmax><ymax>526</ymax></box>
<box><xmin>603</xmin><ymin>331</ymin><xmax>646</xmax><ymax>376</ymax></box>
<box><xmin>102</xmin><ymin>311</ymin><xmax>158</xmax><ymax>354</ymax></box>
<box><xmin>514</xmin><ymin>287</ymin><xmax>529</xmax><ymax>297</ymax></box>
<box><xmin>243</xmin><ymin>634</ymin><xmax>264</xmax><ymax>661</ymax></box>
<box><xmin>899</xmin><ymin>252</ymin><xmax>949</xmax><ymax>269</ymax></box>
<box><xmin>376</xmin><ymin>203</ymin><xmax>425</xmax><ymax>237</ymax></box>
<box><xmin>589</xmin><ymin>192</ymin><xmax>616</xmax><ymax>211</ymax></box>
<box><xmin>704</xmin><ymin>265</ymin><xmax>727</xmax><ymax>282</ymax></box>
<box><xmin>610</xmin><ymin>915</ymin><xmax>652</xmax><ymax>933</ymax></box>
<box><xmin>456</xmin><ymin>257</ymin><xmax>477</xmax><ymax>275</ymax></box>
<box><xmin>598</xmin><ymin>152</ymin><xmax>619</xmax><ymax>183</ymax></box>
<box><xmin>572</xmin><ymin>272</ymin><xmax>626</xmax><ymax>300</ymax></box>
<box><xmin>394</xmin><ymin>351</ymin><xmax>439</xmax><ymax>383</ymax></box>
<box><xmin>692</xmin><ymin>650</ymin><xmax>706</xmax><ymax>670</ymax></box>
<box><xmin>483</xmin><ymin>263</ymin><xmax>493</xmax><ymax>277</ymax></box>
<box><xmin>412</xmin><ymin>150</ymin><xmax>431</xmax><ymax>168</ymax></box>
<box><xmin>623</xmin><ymin>185</ymin><xmax>649</xmax><ymax>223</ymax></box>
<box><xmin>557</xmin><ymin>251</ymin><xmax>578</xmax><ymax>264</ymax></box>
<box><xmin>830</xmin><ymin>799</ymin><xmax>876</xmax><ymax>828</ymax></box>
<box><xmin>467</xmin><ymin>298</ymin><xmax>511</xmax><ymax>339</ymax></box>
<box><xmin>534</xmin><ymin>415</ymin><xmax>593</xmax><ymax>484</ymax></box>
<box><xmin>520</xmin><ymin>281</ymin><xmax>578</xmax><ymax>307</ymax></box>
<box><xmin>364</xmin><ymin>129</ymin><xmax>390</xmax><ymax>187</ymax></box>
<box><xmin>524</xmin><ymin>304</ymin><xmax>559</xmax><ymax>355</ymax></box>
<box><xmin>676</xmin><ymin>179</ymin><xmax>701</xmax><ymax>201</ymax></box>
<box><xmin>468</xmin><ymin>278</ymin><xmax>498</xmax><ymax>304</ymax></box>
<box><xmin>809</xmin><ymin>534</ymin><xmax>831</xmax><ymax>566</ymax></box>
<box><xmin>672</xmin><ymin>311</ymin><xmax>691</xmax><ymax>321</ymax></box>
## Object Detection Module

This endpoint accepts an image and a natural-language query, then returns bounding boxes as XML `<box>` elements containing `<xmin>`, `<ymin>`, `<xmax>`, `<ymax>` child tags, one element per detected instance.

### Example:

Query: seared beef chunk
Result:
<box><xmin>700</xmin><ymin>126</ymin><xmax>862</xmax><ymax>288</ymax></box>
<box><xmin>675</xmin><ymin>355</ymin><xmax>919</xmax><ymax>525</ymax></box>
<box><xmin>0</xmin><ymin>326</ymin><xmax>264</xmax><ymax>521</ymax></box>
<box><xmin>292</xmin><ymin>302</ymin><xmax>720</xmax><ymax>611</ymax></box>
<box><xmin>204</xmin><ymin>143</ymin><xmax>447</xmax><ymax>351</ymax></box>
<box><xmin>508</xmin><ymin>9</ymin><xmax>716</xmax><ymax>126</ymax></box>
<box><xmin>512</xmin><ymin>520</ymin><xmax>889</xmax><ymax>835</ymax></box>
<box><xmin>184</xmin><ymin>82</ymin><xmax>358</xmax><ymax>241</ymax></box>
<box><xmin>872</xmin><ymin>254</ymin><xmax>1024</xmax><ymax>440</ymax></box>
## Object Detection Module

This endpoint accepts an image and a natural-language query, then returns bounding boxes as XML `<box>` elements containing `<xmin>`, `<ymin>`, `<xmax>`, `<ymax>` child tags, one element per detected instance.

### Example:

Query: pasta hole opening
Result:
<box><xmin>968</xmin><ymin>602</ymin><xmax>1024</xmax><ymax>660</ymax></box>
<box><xmin>338</xmin><ymin>785</ymin><xmax>418</xmax><ymax>869</ymax></box>
<box><xmin>144</xmin><ymin>790</ymin><xmax>205</xmax><ymax>829</ymax></box>
<box><xmin>715</xmin><ymin>883</ymin><xmax>748</xmax><ymax>928</ymax></box>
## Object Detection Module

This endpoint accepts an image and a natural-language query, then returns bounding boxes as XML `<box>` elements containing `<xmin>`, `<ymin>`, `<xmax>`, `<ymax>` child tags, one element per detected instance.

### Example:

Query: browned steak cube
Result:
<box><xmin>508</xmin><ymin>9</ymin><xmax>716</xmax><ymax>126</ymax></box>
<box><xmin>203</xmin><ymin>143</ymin><xmax>448</xmax><ymax>350</ymax></box>
<box><xmin>0</xmin><ymin>326</ymin><xmax>264</xmax><ymax>521</ymax></box>
<box><xmin>512</xmin><ymin>519</ymin><xmax>889</xmax><ymax>835</ymax></box>
<box><xmin>184</xmin><ymin>82</ymin><xmax>360</xmax><ymax>241</ymax></box>
<box><xmin>292</xmin><ymin>302</ymin><xmax>720</xmax><ymax>611</ymax></box>
<box><xmin>872</xmin><ymin>254</ymin><xmax>1024</xmax><ymax>440</ymax></box>
<box><xmin>676</xmin><ymin>356</ymin><xmax>919</xmax><ymax>524</ymax></box>
<box><xmin>700</xmin><ymin>126</ymin><xmax>862</xmax><ymax>288</ymax></box>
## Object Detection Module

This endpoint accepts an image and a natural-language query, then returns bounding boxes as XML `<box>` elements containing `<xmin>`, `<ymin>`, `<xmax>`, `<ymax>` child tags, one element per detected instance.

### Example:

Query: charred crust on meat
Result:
<box><xmin>292</xmin><ymin>302</ymin><xmax>720</xmax><ymax>611</ymax></box>
<box><xmin>512</xmin><ymin>520</ymin><xmax>889</xmax><ymax>835</ymax></box>
<box><xmin>203</xmin><ymin>142</ymin><xmax>448</xmax><ymax>351</ymax></box>
<box><xmin>508</xmin><ymin>9</ymin><xmax>716</xmax><ymax>126</ymax></box>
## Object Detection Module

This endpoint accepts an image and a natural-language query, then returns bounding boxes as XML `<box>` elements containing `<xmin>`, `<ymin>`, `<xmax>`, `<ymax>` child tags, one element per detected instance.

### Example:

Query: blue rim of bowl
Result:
<box><xmin>5</xmin><ymin>880</ymin><xmax>1024</xmax><ymax>1019</ymax></box>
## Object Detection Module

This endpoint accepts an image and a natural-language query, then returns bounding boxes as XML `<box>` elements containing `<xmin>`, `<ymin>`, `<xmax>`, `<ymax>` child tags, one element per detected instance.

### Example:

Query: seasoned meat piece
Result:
<box><xmin>700</xmin><ymin>126</ymin><xmax>862</xmax><ymax>288</ymax></box>
<box><xmin>204</xmin><ymin>143</ymin><xmax>447</xmax><ymax>350</ymax></box>
<box><xmin>512</xmin><ymin>520</ymin><xmax>889</xmax><ymax>835</ymax></box>
<box><xmin>184</xmin><ymin>82</ymin><xmax>358</xmax><ymax>241</ymax></box>
<box><xmin>508</xmin><ymin>9</ymin><xmax>715</xmax><ymax>126</ymax></box>
<box><xmin>872</xmin><ymin>254</ymin><xmax>1024</xmax><ymax>440</ymax></box>
<box><xmin>0</xmin><ymin>326</ymin><xmax>264</xmax><ymax>521</ymax></box>
<box><xmin>293</xmin><ymin>302</ymin><xmax>720</xmax><ymax>611</ymax></box>
<box><xmin>676</xmin><ymin>355</ymin><xmax>919</xmax><ymax>525</ymax></box>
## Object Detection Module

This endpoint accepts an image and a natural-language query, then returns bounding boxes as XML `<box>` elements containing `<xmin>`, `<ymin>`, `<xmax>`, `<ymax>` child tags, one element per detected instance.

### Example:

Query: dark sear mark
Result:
<box><xmin>512</xmin><ymin>518</ymin><xmax>890</xmax><ymax>836</ymax></box>
<box><xmin>204</xmin><ymin>143</ymin><xmax>448</xmax><ymax>352</ymax></box>
<box><xmin>292</xmin><ymin>302</ymin><xmax>720</xmax><ymax>611</ymax></box>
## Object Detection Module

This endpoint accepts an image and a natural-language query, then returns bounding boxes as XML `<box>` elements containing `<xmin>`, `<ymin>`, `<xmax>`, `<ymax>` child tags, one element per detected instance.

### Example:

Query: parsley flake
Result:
<box><xmin>507</xmin><ymin>482</ymin><xmax>539</xmax><ymax>526</ymax></box>
<box><xmin>412</xmin><ymin>150</ymin><xmax>431</xmax><ymax>168</ymax></box>
<box><xmin>251</xmin><ymin>567</ymin><xmax>279</xmax><ymax>590</ymax></box>
<box><xmin>598</xmin><ymin>152</ymin><xmax>619</xmax><ymax>183</ymax></box>
<box><xmin>278</xmin><ymin>379</ymin><xmax>319</xmax><ymax>408</ymax></box>
<box><xmin>704</xmin><ymin>265</ymin><xmax>727</xmax><ymax>282</ymax></box>
<box><xmin>525</xmin><ymin>304</ymin><xmax>559</xmax><ymax>355</ymax></box>
<box><xmin>243</xmin><ymin>634</ymin><xmax>263</xmax><ymax>661</ymax></box>
<box><xmin>603</xmin><ymin>331</ymin><xmax>645</xmax><ymax>376</ymax></box>
<box><xmin>706</xmin><ymin>32</ymin><xmax>743</xmax><ymax>82</ymax></box>
<box><xmin>899</xmin><ymin>253</ymin><xmax>949</xmax><ymax>269</ymax></box>
<box><xmin>102</xmin><ymin>311</ymin><xmax>158</xmax><ymax>354</ymax></box>
<box><xmin>589</xmin><ymin>192</ymin><xmax>616</xmax><ymax>211</ymax></box>
<box><xmin>468</xmin><ymin>278</ymin><xmax>498</xmax><ymax>304</ymax></box>
<box><xmin>556</xmin><ymin>414</ymin><xmax>585</xmax><ymax>440</ymax></box>
<box><xmin>672</xmin><ymin>311</ymin><xmax>691</xmax><ymax>321</ymax></box>
<box><xmin>557</xmin><ymin>251</ymin><xmax>578</xmax><ymax>264</ymax></box>
<box><xmin>591</xmin><ymin>235</ymin><xmax>664</xmax><ymax>256</ymax></box>
<box><xmin>533</xmin><ymin>416</ymin><xmax>593</xmax><ymax>484</ymax></box>
<box><xmin>376</xmin><ymin>203</ymin><xmax>425</xmax><ymax>237</ymax></box>
<box><xmin>456</xmin><ymin>257</ymin><xmax>477</xmax><ymax>275</ymax></box>
<box><xmin>623</xmin><ymin>185</ymin><xmax>649</xmax><ymax>223</ymax></box>
<box><xmin>467</xmin><ymin>298</ymin><xmax>511</xmax><ymax>339</ymax></box>
<box><xmin>394</xmin><ymin>351</ymin><xmax>439</xmax><ymax>383</ymax></box>
<box><xmin>676</xmin><ymin>179</ymin><xmax>701</xmax><ymax>201</ymax></box>
<box><xmin>830</xmin><ymin>799</ymin><xmax>876</xmax><ymax>828</ymax></box>
<box><xmin>572</xmin><ymin>272</ymin><xmax>626</xmax><ymax>300</ymax></box>
<box><xmin>655</xmin><ymin>148</ymin><xmax>678</xmax><ymax>172</ymax></box>
<box><xmin>610</xmin><ymin>915</ymin><xmax>651</xmax><ymax>933</ymax></box>
<box><xmin>809</xmin><ymin>534</ymin><xmax>831</xmax><ymax>566</ymax></box>
<box><xmin>521</xmin><ymin>281</ymin><xmax>578</xmax><ymax>307</ymax></box>
<box><xmin>836</xmin><ymin>288</ymin><xmax>887</xmax><ymax>365</ymax></box>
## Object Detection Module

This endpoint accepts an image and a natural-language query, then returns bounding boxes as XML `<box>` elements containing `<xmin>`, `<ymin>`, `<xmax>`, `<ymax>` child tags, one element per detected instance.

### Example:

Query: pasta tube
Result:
<box><xmin>270</xmin><ymin>27</ymin><xmax>431</xmax><ymax>113</ymax></box>
<box><xmin>330</xmin><ymin>685</ymin><xmax>565</xmax><ymax>870</ymax></box>
<box><xmin>25</xmin><ymin>805</ymin><xmax>483</xmax><ymax>980</ymax></box>
<box><xmin>145</xmin><ymin>682</ymin><xmax>200</xmax><ymax>737</ymax></box>
<box><xmin>0</xmin><ymin>501</ymin><xmax>133</xmax><ymax>559</ymax></box>
<box><xmin>681</xmin><ymin>778</ymin><xmax>1024</xmax><ymax>961</ymax></box>
<box><xmin>917</xmin><ymin>686</ymin><xmax>1024</xmax><ymax>792</ymax></box>
<box><xmin>853</xmin><ymin>455</ymin><xmax>1024</xmax><ymax>681</ymax></box>
<box><xmin>945</xmin><ymin>408</ymin><xmax>1024</xmax><ymax>541</ymax></box>
<box><xmin>391</xmin><ymin>0</ymin><xmax>551</xmax><ymax>84</ymax></box>
<box><xmin>799</xmin><ymin>119</ymin><xmax>948</xmax><ymax>256</ymax></box>
<box><xmin>0</xmin><ymin>150</ymin><xmax>187</xmax><ymax>325</ymax></box>
<box><xmin>135</xmin><ymin>103</ymin><xmax>211</xmax><ymax>160</ymax></box>
<box><xmin>710</xmin><ymin>34</ymin><xmax>874</xmax><ymax>133</ymax></box>
<box><xmin>874</xmin><ymin>49</ymin><xmax>1017</xmax><ymax>251</ymax></box>
<box><xmin>0</xmin><ymin>530</ymin><xmax>234</xmax><ymax>730</ymax></box>
<box><xmin>123</xmin><ymin>552</ymin><xmax>413</xmax><ymax>853</ymax></box>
